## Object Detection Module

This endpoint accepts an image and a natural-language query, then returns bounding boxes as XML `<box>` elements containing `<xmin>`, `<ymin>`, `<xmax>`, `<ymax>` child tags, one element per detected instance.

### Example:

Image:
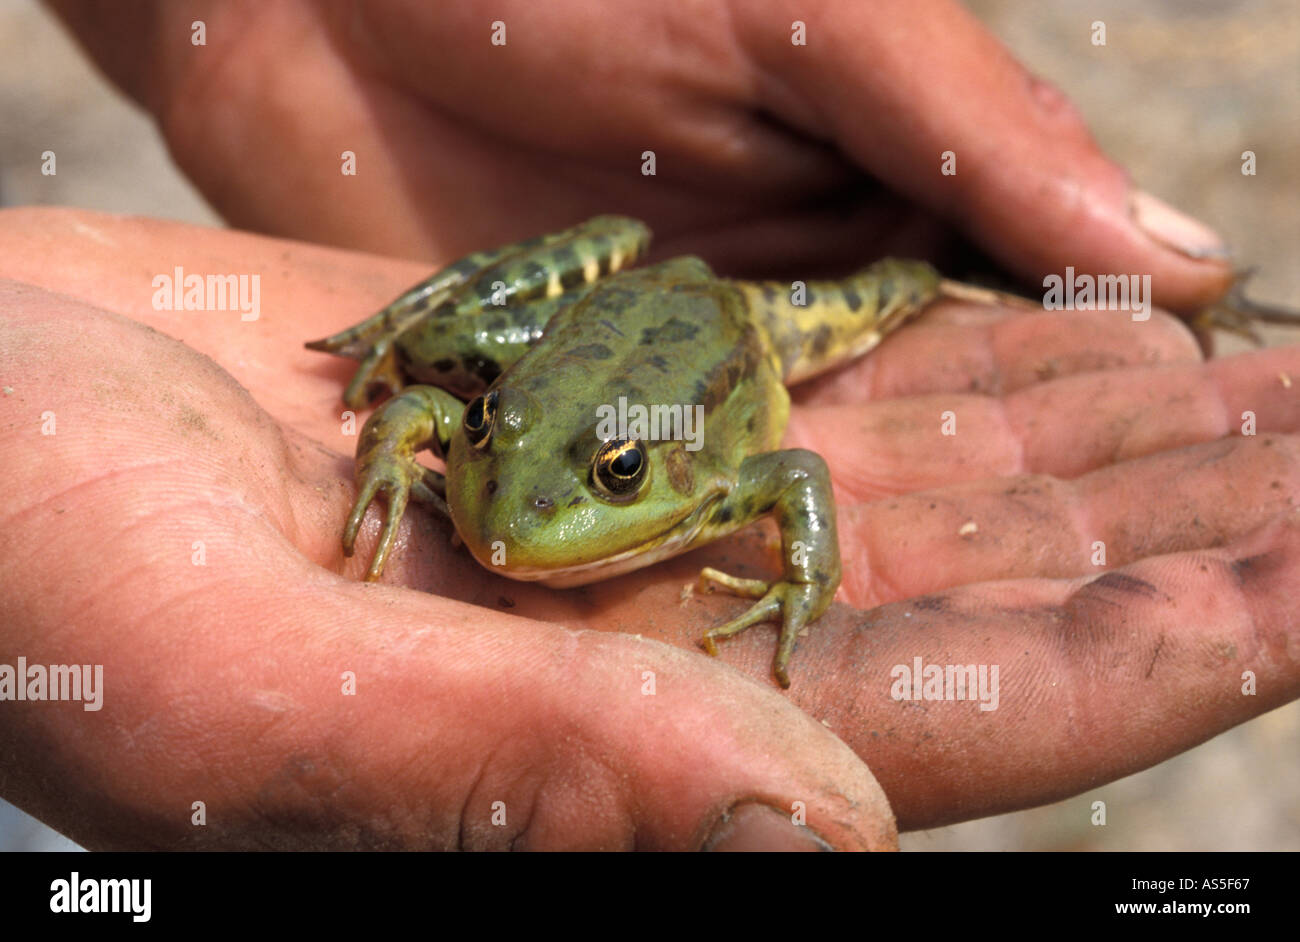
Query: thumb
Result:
<box><xmin>740</xmin><ymin>0</ymin><xmax>1233</xmax><ymax>312</ymax></box>
<box><xmin>0</xmin><ymin>272</ymin><xmax>898</xmax><ymax>852</ymax></box>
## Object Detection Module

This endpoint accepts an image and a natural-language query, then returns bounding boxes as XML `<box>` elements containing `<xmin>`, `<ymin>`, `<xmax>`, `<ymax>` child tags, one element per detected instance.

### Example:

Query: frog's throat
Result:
<box><xmin>495</xmin><ymin>491</ymin><xmax>728</xmax><ymax>588</ymax></box>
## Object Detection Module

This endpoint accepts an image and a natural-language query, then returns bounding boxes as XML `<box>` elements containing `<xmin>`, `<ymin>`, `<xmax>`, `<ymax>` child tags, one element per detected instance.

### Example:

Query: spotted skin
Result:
<box><xmin>307</xmin><ymin>216</ymin><xmax>650</xmax><ymax>406</ymax></box>
<box><xmin>737</xmin><ymin>258</ymin><xmax>943</xmax><ymax>384</ymax></box>
<box><xmin>308</xmin><ymin>217</ymin><xmax>952</xmax><ymax>687</ymax></box>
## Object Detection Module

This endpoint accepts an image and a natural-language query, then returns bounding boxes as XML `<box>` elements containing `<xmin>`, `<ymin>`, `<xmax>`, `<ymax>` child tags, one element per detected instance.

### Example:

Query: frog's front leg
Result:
<box><xmin>344</xmin><ymin>385</ymin><xmax>464</xmax><ymax>581</ymax></box>
<box><xmin>695</xmin><ymin>450</ymin><xmax>841</xmax><ymax>688</ymax></box>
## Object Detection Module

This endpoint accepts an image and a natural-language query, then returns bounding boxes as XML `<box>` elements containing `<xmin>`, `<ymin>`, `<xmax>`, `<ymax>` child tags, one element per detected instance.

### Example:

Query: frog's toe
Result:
<box><xmin>343</xmin><ymin>457</ymin><xmax>417</xmax><ymax>581</ymax></box>
<box><xmin>1193</xmin><ymin>303</ymin><xmax>1264</xmax><ymax>345</ymax></box>
<box><xmin>342</xmin><ymin>477</ymin><xmax>380</xmax><ymax>557</ymax></box>
<box><xmin>363</xmin><ymin>495</ymin><xmax>409</xmax><ymax>582</ymax></box>
<box><xmin>696</xmin><ymin>565</ymin><xmax>769</xmax><ymax>599</ymax></box>
<box><xmin>700</xmin><ymin>594</ymin><xmax>780</xmax><ymax>655</ymax></box>
<box><xmin>1192</xmin><ymin>276</ymin><xmax>1300</xmax><ymax>348</ymax></box>
<box><xmin>699</xmin><ymin>580</ymin><xmax>821</xmax><ymax>688</ymax></box>
<box><xmin>771</xmin><ymin>582</ymin><xmax>823</xmax><ymax>688</ymax></box>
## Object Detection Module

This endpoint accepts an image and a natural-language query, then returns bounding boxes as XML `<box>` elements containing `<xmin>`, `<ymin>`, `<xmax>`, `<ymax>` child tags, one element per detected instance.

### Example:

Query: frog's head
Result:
<box><xmin>444</xmin><ymin>385</ymin><xmax>723</xmax><ymax>586</ymax></box>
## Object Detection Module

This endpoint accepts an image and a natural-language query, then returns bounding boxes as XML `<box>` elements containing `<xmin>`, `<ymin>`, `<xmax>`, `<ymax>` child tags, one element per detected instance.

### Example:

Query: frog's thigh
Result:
<box><xmin>309</xmin><ymin>218</ymin><xmax>629</xmax><ymax>357</ymax></box>
<box><xmin>456</xmin><ymin>215</ymin><xmax>651</xmax><ymax>309</ymax></box>
<box><xmin>396</xmin><ymin>286</ymin><xmax>593</xmax><ymax>395</ymax></box>
<box><xmin>311</xmin><ymin>216</ymin><xmax>651</xmax><ymax>406</ymax></box>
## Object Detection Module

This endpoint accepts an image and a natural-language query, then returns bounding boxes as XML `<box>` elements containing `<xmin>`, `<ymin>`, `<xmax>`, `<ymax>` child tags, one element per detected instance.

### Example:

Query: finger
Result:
<box><xmin>0</xmin><ymin>283</ymin><xmax>896</xmax><ymax>851</ymax></box>
<box><xmin>587</xmin><ymin>505</ymin><xmax>1300</xmax><ymax>828</ymax></box>
<box><xmin>49</xmin><ymin>1</ymin><xmax>858</xmax><ymax>259</ymax></box>
<box><xmin>788</xmin><ymin>344</ymin><xmax>1300</xmax><ymax>499</ymax></box>
<box><xmin>5</xmin><ymin>208</ymin><xmax>1201</xmax><ymax>435</ymax></box>
<box><xmin>550</xmin><ymin>433</ymin><xmax>1299</xmax><ymax>669</ymax></box>
<box><xmin>44</xmin><ymin>0</ymin><xmax>172</xmax><ymax>110</ymax></box>
<box><xmin>809</xmin><ymin>508</ymin><xmax>1300</xmax><ymax>829</ymax></box>
<box><xmin>836</xmin><ymin>433</ymin><xmax>1300</xmax><ymax>607</ymax></box>
<box><xmin>738</xmin><ymin>0</ymin><xmax>1234</xmax><ymax>311</ymax></box>
<box><xmin>351</xmin><ymin>2</ymin><xmax>855</xmax><ymax>194</ymax></box>
<box><xmin>53</xmin><ymin>0</ymin><xmax>544</xmax><ymax>257</ymax></box>
<box><xmin>0</xmin><ymin>207</ymin><xmax>432</xmax><ymax>440</ymax></box>
<box><xmin>793</xmin><ymin>299</ymin><xmax>1203</xmax><ymax>406</ymax></box>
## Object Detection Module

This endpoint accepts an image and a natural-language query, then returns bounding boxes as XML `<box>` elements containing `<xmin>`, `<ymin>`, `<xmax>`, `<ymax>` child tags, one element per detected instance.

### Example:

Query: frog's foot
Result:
<box><xmin>1192</xmin><ymin>273</ymin><xmax>1300</xmax><ymax>346</ymax></box>
<box><xmin>307</xmin><ymin>216</ymin><xmax>653</xmax><ymax>407</ymax></box>
<box><xmin>343</xmin><ymin>454</ymin><xmax>447</xmax><ymax>582</ymax></box>
<box><xmin>306</xmin><ymin>324</ymin><xmax>407</xmax><ymax>409</ymax></box>
<box><xmin>344</xmin><ymin>341</ymin><xmax>405</xmax><ymax>410</ymax></box>
<box><xmin>306</xmin><ymin>261</ymin><xmax>480</xmax><ymax>408</ymax></box>
<box><xmin>696</xmin><ymin>567</ymin><xmax>821</xmax><ymax>689</ymax></box>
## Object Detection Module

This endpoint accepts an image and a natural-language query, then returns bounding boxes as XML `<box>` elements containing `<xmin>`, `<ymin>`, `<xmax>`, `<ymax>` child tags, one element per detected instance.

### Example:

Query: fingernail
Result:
<box><xmin>702</xmin><ymin>802</ymin><xmax>834</xmax><ymax>851</ymax></box>
<box><xmin>1130</xmin><ymin>189</ymin><xmax>1230</xmax><ymax>260</ymax></box>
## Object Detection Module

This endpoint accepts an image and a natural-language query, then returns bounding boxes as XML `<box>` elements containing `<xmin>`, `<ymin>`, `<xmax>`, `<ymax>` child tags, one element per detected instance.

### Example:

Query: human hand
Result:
<box><xmin>51</xmin><ymin>0</ymin><xmax>1233</xmax><ymax>310</ymax></box>
<box><xmin>2</xmin><ymin>210</ymin><xmax>1295</xmax><ymax>848</ymax></box>
<box><xmin>0</xmin><ymin>209</ymin><xmax>897</xmax><ymax>851</ymax></box>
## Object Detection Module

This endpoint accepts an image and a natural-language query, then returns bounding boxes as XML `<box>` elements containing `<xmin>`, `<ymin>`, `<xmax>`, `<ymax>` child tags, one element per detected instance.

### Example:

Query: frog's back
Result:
<box><xmin>504</xmin><ymin>257</ymin><xmax>787</xmax><ymax>454</ymax></box>
<box><xmin>506</xmin><ymin>257</ymin><xmax>769</xmax><ymax>418</ymax></box>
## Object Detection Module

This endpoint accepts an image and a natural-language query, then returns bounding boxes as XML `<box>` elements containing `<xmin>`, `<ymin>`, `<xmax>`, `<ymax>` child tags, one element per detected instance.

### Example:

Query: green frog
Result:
<box><xmin>307</xmin><ymin>216</ymin><xmax>959</xmax><ymax>686</ymax></box>
<box><xmin>321</xmin><ymin>214</ymin><xmax>1258</xmax><ymax>686</ymax></box>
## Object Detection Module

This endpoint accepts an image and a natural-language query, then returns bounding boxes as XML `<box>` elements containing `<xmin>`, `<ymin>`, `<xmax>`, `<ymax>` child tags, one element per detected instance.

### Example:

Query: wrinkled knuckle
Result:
<box><xmin>1025</xmin><ymin>72</ymin><xmax>1091</xmax><ymax>138</ymax></box>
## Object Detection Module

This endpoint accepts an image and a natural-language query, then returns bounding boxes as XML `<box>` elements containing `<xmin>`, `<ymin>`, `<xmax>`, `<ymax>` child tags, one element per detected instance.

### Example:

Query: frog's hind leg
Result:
<box><xmin>306</xmin><ymin>242</ymin><xmax>523</xmax><ymax>359</ymax></box>
<box><xmin>1191</xmin><ymin>270</ymin><xmax>1300</xmax><ymax>347</ymax></box>
<box><xmin>440</xmin><ymin>214</ymin><xmax>652</xmax><ymax>316</ymax></box>
<box><xmin>734</xmin><ymin>258</ymin><xmax>947</xmax><ymax>385</ymax></box>
<box><xmin>338</xmin><ymin>342</ymin><xmax>406</xmax><ymax>409</ymax></box>
<box><xmin>308</xmin><ymin>214</ymin><xmax>651</xmax><ymax>358</ymax></box>
<box><xmin>306</xmin><ymin>240</ymin><xmax>535</xmax><ymax>407</ymax></box>
<box><xmin>307</xmin><ymin>215</ymin><xmax>653</xmax><ymax>407</ymax></box>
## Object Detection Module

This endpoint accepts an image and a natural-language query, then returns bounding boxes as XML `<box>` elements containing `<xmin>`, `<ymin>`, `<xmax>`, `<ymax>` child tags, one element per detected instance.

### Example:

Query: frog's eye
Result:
<box><xmin>463</xmin><ymin>390</ymin><xmax>499</xmax><ymax>449</ymax></box>
<box><xmin>592</xmin><ymin>438</ymin><xmax>648</xmax><ymax>501</ymax></box>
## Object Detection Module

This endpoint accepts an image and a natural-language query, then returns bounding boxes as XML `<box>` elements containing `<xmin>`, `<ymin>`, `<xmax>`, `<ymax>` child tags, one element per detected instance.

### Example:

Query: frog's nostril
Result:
<box><xmin>485</xmin><ymin>479</ymin><xmax>498</xmax><ymax>497</ymax></box>
<box><xmin>532</xmin><ymin>495</ymin><xmax>555</xmax><ymax>516</ymax></box>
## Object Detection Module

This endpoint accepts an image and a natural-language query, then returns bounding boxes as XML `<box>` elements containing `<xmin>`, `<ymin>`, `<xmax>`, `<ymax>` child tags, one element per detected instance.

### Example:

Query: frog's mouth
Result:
<box><xmin>496</xmin><ymin>491</ymin><xmax>727</xmax><ymax>588</ymax></box>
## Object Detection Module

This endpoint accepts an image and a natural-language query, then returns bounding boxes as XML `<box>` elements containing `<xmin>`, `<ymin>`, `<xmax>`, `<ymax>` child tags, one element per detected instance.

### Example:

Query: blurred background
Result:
<box><xmin>0</xmin><ymin>0</ymin><xmax>1296</xmax><ymax>850</ymax></box>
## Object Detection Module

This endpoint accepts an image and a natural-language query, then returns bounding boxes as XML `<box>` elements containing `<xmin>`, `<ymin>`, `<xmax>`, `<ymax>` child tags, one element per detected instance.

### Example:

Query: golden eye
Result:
<box><xmin>592</xmin><ymin>438</ymin><xmax>648</xmax><ymax>501</ymax></box>
<box><xmin>463</xmin><ymin>390</ymin><xmax>498</xmax><ymax>449</ymax></box>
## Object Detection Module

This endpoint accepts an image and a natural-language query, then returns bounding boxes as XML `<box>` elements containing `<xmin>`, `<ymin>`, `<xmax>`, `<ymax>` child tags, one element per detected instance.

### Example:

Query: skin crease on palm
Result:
<box><xmin>0</xmin><ymin>0</ymin><xmax>1292</xmax><ymax>850</ymax></box>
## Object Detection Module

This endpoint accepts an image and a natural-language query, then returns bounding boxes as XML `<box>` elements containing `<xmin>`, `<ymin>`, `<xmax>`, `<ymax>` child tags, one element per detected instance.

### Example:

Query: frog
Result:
<box><xmin>306</xmin><ymin>215</ymin><xmax>1290</xmax><ymax>687</ymax></box>
<box><xmin>305</xmin><ymin>215</ymin><xmax>967</xmax><ymax>687</ymax></box>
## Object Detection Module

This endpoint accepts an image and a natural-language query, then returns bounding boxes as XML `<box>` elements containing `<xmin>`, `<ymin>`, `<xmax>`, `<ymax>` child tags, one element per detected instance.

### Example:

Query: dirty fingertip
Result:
<box><xmin>702</xmin><ymin>802</ymin><xmax>835</xmax><ymax>852</ymax></box>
